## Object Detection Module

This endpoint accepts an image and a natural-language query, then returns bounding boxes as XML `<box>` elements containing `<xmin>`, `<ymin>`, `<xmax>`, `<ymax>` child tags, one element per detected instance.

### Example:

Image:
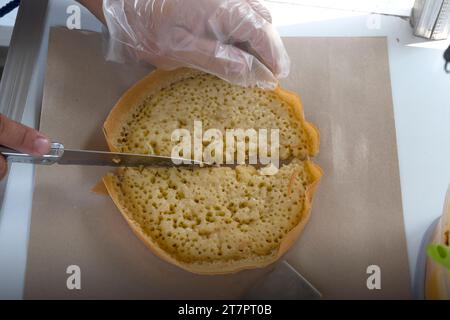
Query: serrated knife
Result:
<box><xmin>0</xmin><ymin>142</ymin><xmax>203</xmax><ymax>168</ymax></box>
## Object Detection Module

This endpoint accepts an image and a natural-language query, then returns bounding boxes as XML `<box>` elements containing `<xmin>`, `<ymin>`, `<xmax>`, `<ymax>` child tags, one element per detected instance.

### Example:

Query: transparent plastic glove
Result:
<box><xmin>103</xmin><ymin>0</ymin><xmax>290</xmax><ymax>89</ymax></box>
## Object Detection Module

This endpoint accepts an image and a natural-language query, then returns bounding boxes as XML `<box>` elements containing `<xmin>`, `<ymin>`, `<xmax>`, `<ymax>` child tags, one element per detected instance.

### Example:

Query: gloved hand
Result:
<box><xmin>103</xmin><ymin>0</ymin><xmax>290</xmax><ymax>89</ymax></box>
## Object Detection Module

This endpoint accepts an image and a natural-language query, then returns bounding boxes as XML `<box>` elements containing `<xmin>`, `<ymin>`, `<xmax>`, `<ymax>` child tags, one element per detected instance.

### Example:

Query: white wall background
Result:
<box><xmin>271</xmin><ymin>0</ymin><xmax>415</xmax><ymax>15</ymax></box>
<box><xmin>0</xmin><ymin>0</ymin><xmax>417</xmax><ymax>28</ymax></box>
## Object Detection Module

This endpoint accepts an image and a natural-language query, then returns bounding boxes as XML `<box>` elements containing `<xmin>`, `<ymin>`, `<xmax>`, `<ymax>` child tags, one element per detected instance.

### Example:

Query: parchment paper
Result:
<box><xmin>24</xmin><ymin>28</ymin><xmax>411</xmax><ymax>299</ymax></box>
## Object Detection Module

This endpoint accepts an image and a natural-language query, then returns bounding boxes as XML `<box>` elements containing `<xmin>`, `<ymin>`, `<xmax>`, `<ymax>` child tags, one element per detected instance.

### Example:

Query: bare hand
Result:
<box><xmin>0</xmin><ymin>114</ymin><xmax>51</xmax><ymax>180</ymax></box>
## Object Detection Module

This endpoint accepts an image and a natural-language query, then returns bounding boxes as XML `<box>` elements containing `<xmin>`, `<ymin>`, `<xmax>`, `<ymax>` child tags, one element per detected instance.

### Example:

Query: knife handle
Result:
<box><xmin>0</xmin><ymin>142</ymin><xmax>64</xmax><ymax>165</ymax></box>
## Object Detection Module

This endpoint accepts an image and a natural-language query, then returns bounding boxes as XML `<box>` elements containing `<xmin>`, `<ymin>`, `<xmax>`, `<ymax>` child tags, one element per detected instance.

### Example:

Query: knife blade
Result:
<box><xmin>0</xmin><ymin>143</ymin><xmax>290</xmax><ymax>169</ymax></box>
<box><xmin>242</xmin><ymin>261</ymin><xmax>322</xmax><ymax>300</ymax></box>
<box><xmin>0</xmin><ymin>143</ymin><xmax>203</xmax><ymax>168</ymax></box>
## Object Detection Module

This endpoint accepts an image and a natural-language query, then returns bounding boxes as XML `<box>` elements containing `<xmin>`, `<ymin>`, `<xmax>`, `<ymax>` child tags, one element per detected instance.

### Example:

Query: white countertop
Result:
<box><xmin>0</xmin><ymin>0</ymin><xmax>449</xmax><ymax>299</ymax></box>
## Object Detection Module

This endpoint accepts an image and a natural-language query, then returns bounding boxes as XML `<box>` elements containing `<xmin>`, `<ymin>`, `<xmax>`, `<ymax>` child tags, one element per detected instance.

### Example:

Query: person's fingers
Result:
<box><xmin>0</xmin><ymin>156</ymin><xmax>7</xmax><ymax>181</ymax></box>
<box><xmin>246</xmin><ymin>0</ymin><xmax>272</xmax><ymax>23</ymax></box>
<box><xmin>0</xmin><ymin>114</ymin><xmax>51</xmax><ymax>156</ymax></box>
<box><xmin>168</xmin><ymin>28</ymin><xmax>277</xmax><ymax>88</ymax></box>
<box><xmin>209</xmin><ymin>0</ymin><xmax>290</xmax><ymax>78</ymax></box>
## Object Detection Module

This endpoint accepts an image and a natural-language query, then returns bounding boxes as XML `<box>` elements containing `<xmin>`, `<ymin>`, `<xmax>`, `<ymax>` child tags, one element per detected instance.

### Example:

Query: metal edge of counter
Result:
<box><xmin>0</xmin><ymin>0</ymin><xmax>49</xmax><ymax>213</ymax></box>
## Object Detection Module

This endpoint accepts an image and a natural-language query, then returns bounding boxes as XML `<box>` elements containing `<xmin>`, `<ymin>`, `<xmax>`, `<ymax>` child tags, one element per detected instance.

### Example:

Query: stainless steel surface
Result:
<box><xmin>0</xmin><ymin>0</ymin><xmax>49</xmax><ymax>212</ymax></box>
<box><xmin>242</xmin><ymin>261</ymin><xmax>322</xmax><ymax>300</ymax></box>
<box><xmin>0</xmin><ymin>26</ymin><xmax>14</xmax><ymax>47</ymax></box>
<box><xmin>0</xmin><ymin>0</ymin><xmax>49</xmax><ymax>127</ymax></box>
<box><xmin>412</xmin><ymin>0</ymin><xmax>450</xmax><ymax>40</ymax></box>
<box><xmin>0</xmin><ymin>46</ymin><xmax>7</xmax><ymax>81</ymax></box>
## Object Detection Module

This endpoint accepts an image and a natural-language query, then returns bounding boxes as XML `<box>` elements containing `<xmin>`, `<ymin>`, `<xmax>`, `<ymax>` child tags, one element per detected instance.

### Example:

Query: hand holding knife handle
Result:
<box><xmin>0</xmin><ymin>143</ymin><xmax>64</xmax><ymax>165</ymax></box>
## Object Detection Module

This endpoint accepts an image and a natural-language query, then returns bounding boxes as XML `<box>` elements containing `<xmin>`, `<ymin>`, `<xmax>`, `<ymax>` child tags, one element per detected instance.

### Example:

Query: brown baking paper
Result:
<box><xmin>24</xmin><ymin>28</ymin><xmax>411</xmax><ymax>299</ymax></box>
